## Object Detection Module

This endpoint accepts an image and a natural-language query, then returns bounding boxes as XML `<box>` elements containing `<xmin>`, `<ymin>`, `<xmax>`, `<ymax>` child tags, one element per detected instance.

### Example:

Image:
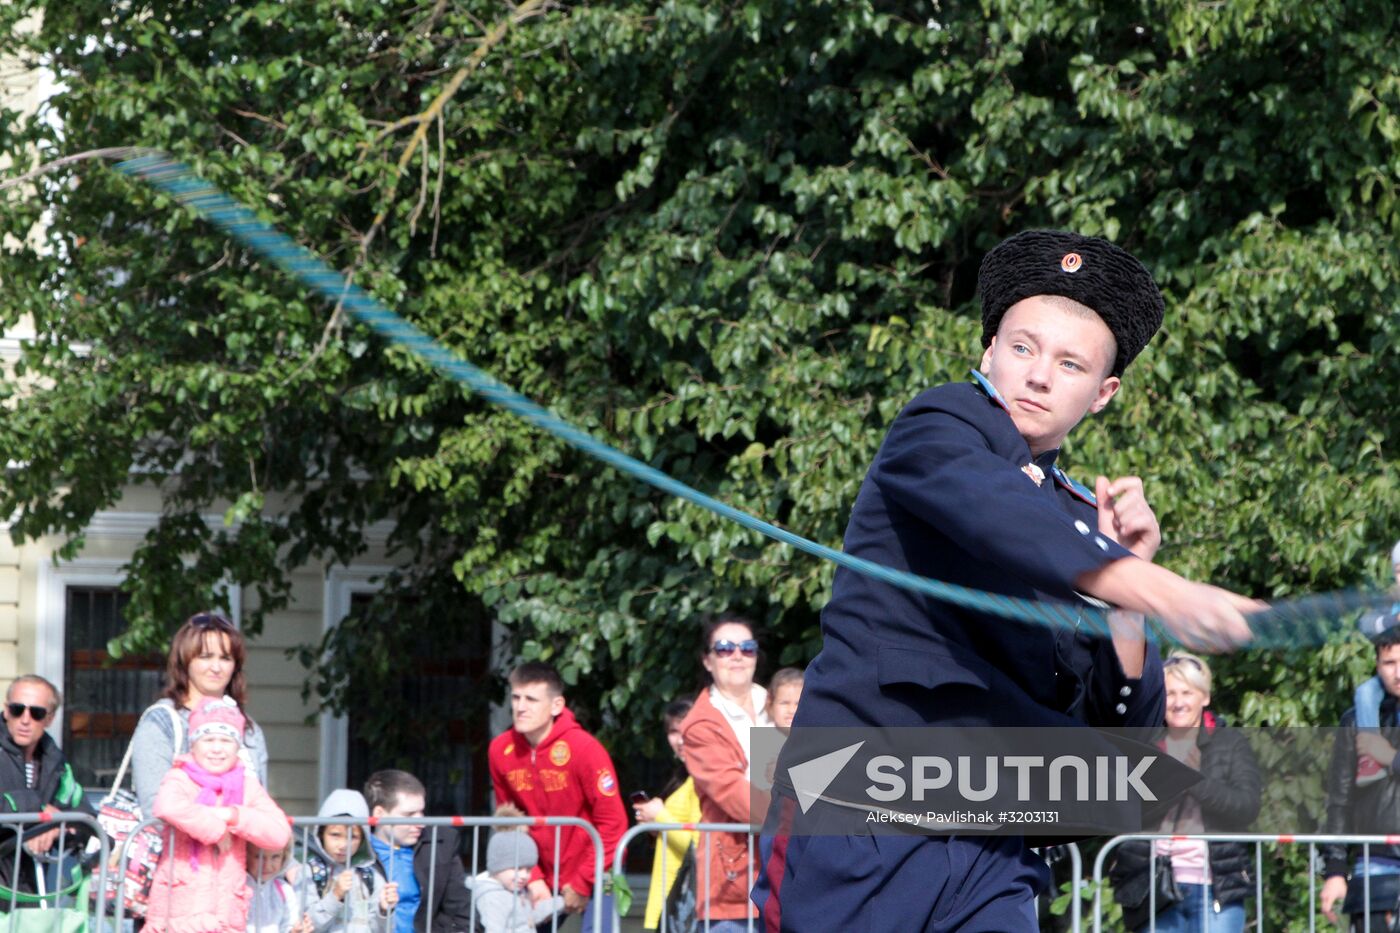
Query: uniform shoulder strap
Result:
<box><xmin>1051</xmin><ymin>466</ymin><xmax>1097</xmax><ymax>506</ymax></box>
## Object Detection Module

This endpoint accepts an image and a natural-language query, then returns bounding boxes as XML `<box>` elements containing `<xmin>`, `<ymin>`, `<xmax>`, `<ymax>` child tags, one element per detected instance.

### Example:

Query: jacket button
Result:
<box><xmin>1094</xmin><ymin>536</ymin><xmax>1110</xmax><ymax>551</ymax></box>
<box><xmin>1115</xmin><ymin>703</ymin><xmax>1128</xmax><ymax>714</ymax></box>
<box><xmin>1120</xmin><ymin>686</ymin><xmax>1132</xmax><ymax>697</ymax></box>
<box><xmin>1074</xmin><ymin>520</ymin><xmax>1090</xmax><ymax>535</ymax></box>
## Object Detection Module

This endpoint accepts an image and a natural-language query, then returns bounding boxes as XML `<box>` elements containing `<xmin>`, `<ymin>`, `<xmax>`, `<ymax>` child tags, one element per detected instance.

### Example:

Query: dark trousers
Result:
<box><xmin>752</xmin><ymin>823</ymin><xmax>1050</xmax><ymax>932</ymax></box>
<box><xmin>1343</xmin><ymin>873</ymin><xmax>1400</xmax><ymax>932</ymax></box>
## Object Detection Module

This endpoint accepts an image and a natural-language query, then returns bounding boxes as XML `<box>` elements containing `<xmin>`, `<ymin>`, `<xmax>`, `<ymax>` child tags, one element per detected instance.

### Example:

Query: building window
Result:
<box><xmin>61</xmin><ymin>587</ymin><xmax>164</xmax><ymax>788</ymax></box>
<box><xmin>343</xmin><ymin>593</ymin><xmax>490</xmax><ymax>815</ymax></box>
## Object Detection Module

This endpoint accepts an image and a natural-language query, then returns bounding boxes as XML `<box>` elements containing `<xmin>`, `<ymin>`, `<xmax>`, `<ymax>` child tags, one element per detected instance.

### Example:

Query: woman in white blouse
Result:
<box><xmin>680</xmin><ymin>616</ymin><xmax>771</xmax><ymax>931</ymax></box>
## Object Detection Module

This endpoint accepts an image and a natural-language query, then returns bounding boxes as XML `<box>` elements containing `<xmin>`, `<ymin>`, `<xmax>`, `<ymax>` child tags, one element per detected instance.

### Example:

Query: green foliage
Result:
<box><xmin>1</xmin><ymin>0</ymin><xmax>1398</xmax><ymax>871</ymax></box>
<box><xmin>1050</xmin><ymin>873</ymin><xmax>1118</xmax><ymax>929</ymax></box>
<box><xmin>608</xmin><ymin>869</ymin><xmax>632</xmax><ymax>918</ymax></box>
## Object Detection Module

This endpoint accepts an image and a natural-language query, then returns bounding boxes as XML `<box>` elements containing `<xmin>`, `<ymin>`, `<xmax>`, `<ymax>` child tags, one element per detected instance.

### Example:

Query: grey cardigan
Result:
<box><xmin>129</xmin><ymin>698</ymin><xmax>270</xmax><ymax>814</ymax></box>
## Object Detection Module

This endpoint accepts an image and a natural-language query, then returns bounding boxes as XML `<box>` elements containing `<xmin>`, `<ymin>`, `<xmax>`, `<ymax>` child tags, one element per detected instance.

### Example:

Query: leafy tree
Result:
<box><xmin>1</xmin><ymin>4</ymin><xmax>1398</xmax><ymax>919</ymax></box>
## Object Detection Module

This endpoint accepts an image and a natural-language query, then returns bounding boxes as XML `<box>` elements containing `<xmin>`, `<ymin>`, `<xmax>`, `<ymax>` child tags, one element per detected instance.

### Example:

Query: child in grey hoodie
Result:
<box><xmin>469</xmin><ymin>824</ymin><xmax>564</xmax><ymax>933</ymax></box>
<box><xmin>298</xmin><ymin>789</ymin><xmax>397</xmax><ymax>933</ymax></box>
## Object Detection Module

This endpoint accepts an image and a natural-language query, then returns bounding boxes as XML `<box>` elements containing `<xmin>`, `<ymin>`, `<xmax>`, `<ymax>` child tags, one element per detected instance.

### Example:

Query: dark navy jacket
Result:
<box><xmin>795</xmin><ymin>373</ymin><xmax>1165</xmax><ymax>733</ymax></box>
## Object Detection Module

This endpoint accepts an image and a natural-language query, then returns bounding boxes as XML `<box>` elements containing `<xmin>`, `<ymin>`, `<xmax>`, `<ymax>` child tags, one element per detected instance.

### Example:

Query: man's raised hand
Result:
<box><xmin>1095</xmin><ymin>475</ymin><xmax>1162</xmax><ymax>562</ymax></box>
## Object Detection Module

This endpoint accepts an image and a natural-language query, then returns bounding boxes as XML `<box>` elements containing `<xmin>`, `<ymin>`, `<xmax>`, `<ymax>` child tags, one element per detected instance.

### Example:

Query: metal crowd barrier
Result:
<box><xmin>1094</xmin><ymin>832</ymin><xmax>1400</xmax><ymax>933</ymax></box>
<box><xmin>0</xmin><ymin>811</ymin><xmax>1092</xmax><ymax>933</ymax></box>
<box><xmin>609</xmin><ymin>826</ymin><xmax>1085</xmax><ymax>933</ymax></box>
<box><xmin>114</xmin><ymin>814</ymin><xmax>604</xmax><ymax>933</ymax></box>
<box><xmin>1037</xmin><ymin>843</ymin><xmax>1084</xmax><ymax>933</ymax></box>
<box><xmin>0</xmin><ymin>812</ymin><xmax>110</xmax><ymax>933</ymax></box>
<box><xmin>611</xmin><ymin>821</ymin><xmax>757</xmax><ymax>933</ymax></box>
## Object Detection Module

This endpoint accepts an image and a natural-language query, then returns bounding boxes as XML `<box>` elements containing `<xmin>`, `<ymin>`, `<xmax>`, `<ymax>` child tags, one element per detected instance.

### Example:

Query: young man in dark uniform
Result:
<box><xmin>750</xmin><ymin>230</ymin><xmax>1260</xmax><ymax>931</ymax></box>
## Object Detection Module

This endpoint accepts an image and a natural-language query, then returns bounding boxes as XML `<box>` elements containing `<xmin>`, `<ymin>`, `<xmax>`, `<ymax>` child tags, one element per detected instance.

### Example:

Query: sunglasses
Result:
<box><xmin>189</xmin><ymin>612</ymin><xmax>235</xmax><ymax>630</ymax></box>
<box><xmin>710</xmin><ymin>639</ymin><xmax>758</xmax><ymax>658</ymax></box>
<box><xmin>6</xmin><ymin>703</ymin><xmax>49</xmax><ymax>721</ymax></box>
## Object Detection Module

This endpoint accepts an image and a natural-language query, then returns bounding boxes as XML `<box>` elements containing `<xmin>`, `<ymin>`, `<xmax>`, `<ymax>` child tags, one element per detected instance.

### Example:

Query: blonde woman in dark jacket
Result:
<box><xmin>1110</xmin><ymin>653</ymin><xmax>1261</xmax><ymax>932</ymax></box>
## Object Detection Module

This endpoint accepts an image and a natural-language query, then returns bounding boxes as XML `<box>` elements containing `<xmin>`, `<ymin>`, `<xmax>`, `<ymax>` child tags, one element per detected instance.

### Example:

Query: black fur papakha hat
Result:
<box><xmin>978</xmin><ymin>230</ymin><xmax>1165</xmax><ymax>376</ymax></box>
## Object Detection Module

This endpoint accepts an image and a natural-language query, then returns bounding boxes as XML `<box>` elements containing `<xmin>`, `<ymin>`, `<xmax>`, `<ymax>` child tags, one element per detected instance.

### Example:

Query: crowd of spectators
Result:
<box><xmin>0</xmin><ymin>609</ymin><xmax>803</xmax><ymax>933</ymax></box>
<box><xmin>0</xmin><ymin>538</ymin><xmax>1397</xmax><ymax>932</ymax></box>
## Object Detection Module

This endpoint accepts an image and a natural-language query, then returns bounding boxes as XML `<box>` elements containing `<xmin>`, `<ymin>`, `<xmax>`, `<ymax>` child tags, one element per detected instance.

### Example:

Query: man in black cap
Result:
<box><xmin>1319</xmin><ymin>546</ymin><xmax>1400</xmax><ymax>929</ymax></box>
<box><xmin>750</xmin><ymin>231</ymin><xmax>1261</xmax><ymax>931</ymax></box>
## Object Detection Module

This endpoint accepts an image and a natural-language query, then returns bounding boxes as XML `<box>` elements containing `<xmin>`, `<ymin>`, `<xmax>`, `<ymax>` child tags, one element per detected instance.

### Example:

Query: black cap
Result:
<box><xmin>978</xmin><ymin>230</ymin><xmax>1165</xmax><ymax>377</ymax></box>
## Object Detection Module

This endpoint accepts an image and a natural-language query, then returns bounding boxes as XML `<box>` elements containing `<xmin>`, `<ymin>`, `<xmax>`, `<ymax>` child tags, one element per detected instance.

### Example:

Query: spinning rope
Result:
<box><xmin>3</xmin><ymin>150</ymin><xmax>1387</xmax><ymax>648</ymax></box>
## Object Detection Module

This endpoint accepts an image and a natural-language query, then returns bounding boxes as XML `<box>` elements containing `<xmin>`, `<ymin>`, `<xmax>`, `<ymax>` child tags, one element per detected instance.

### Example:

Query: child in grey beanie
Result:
<box><xmin>487</xmin><ymin>829</ymin><xmax>540</xmax><ymax>876</ymax></box>
<box><xmin>469</xmin><ymin>808</ymin><xmax>564</xmax><ymax>933</ymax></box>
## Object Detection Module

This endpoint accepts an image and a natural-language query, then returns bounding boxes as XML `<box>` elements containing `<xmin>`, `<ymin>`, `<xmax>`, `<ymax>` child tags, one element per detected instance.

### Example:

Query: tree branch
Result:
<box><xmin>341</xmin><ymin>0</ymin><xmax>553</xmax><ymax>311</ymax></box>
<box><xmin>0</xmin><ymin>147</ymin><xmax>147</xmax><ymax>193</ymax></box>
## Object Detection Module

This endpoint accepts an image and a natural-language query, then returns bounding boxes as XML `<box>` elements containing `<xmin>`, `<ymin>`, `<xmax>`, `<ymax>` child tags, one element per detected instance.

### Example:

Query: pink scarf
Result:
<box><xmin>179</xmin><ymin>760</ymin><xmax>245</xmax><ymax>870</ymax></box>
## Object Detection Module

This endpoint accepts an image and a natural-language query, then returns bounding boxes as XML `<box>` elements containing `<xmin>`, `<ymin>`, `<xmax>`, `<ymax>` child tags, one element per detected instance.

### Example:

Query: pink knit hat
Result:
<box><xmin>189</xmin><ymin>696</ymin><xmax>245</xmax><ymax>746</ymax></box>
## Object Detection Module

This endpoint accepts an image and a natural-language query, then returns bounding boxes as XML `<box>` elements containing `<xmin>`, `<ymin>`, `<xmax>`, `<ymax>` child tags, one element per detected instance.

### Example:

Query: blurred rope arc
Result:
<box><xmin>1</xmin><ymin>149</ymin><xmax>1386</xmax><ymax>649</ymax></box>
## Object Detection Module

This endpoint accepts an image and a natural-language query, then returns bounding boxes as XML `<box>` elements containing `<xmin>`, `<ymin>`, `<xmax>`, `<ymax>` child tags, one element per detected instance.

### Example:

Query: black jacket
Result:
<box><xmin>372</xmin><ymin>827</ymin><xmax>474</xmax><ymax>933</ymax></box>
<box><xmin>1110</xmin><ymin>718</ymin><xmax>1262</xmax><ymax>929</ymax></box>
<box><xmin>0</xmin><ymin>729</ymin><xmax>87</xmax><ymax>815</ymax></box>
<box><xmin>0</xmin><ymin>727</ymin><xmax>92</xmax><ymax>900</ymax></box>
<box><xmin>1321</xmin><ymin>696</ymin><xmax>1400</xmax><ymax>878</ymax></box>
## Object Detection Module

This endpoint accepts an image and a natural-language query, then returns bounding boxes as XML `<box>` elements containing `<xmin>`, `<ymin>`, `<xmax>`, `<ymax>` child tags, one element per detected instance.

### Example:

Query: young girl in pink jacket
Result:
<box><xmin>147</xmin><ymin>696</ymin><xmax>291</xmax><ymax>933</ymax></box>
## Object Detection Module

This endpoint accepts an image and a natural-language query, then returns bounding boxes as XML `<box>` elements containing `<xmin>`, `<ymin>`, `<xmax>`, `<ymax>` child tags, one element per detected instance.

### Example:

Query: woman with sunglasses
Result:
<box><xmin>129</xmin><ymin>612</ymin><xmax>269</xmax><ymax>814</ymax></box>
<box><xmin>1109</xmin><ymin>652</ymin><xmax>1261</xmax><ymax>932</ymax></box>
<box><xmin>679</xmin><ymin>616</ymin><xmax>770</xmax><ymax>931</ymax></box>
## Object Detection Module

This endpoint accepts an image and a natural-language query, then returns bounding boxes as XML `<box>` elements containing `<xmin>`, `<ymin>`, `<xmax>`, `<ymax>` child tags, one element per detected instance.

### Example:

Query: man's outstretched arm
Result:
<box><xmin>1076</xmin><ymin>557</ymin><xmax>1262</xmax><ymax>654</ymax></box>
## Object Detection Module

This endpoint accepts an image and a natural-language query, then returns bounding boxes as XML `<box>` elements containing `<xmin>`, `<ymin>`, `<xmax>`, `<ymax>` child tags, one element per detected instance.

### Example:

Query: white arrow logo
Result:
<box><xmin>788</xmin><ymin>741</ymin><xmax>865</xmax><ymax>813</ymax></box>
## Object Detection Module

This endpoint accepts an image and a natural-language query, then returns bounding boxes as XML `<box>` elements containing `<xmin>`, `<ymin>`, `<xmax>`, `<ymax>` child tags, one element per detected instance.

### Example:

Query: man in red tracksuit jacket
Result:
<box><xmin>488</xmin><ymin>661</ymin><xmax>627</xmax><ymax>933</ymax></box>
